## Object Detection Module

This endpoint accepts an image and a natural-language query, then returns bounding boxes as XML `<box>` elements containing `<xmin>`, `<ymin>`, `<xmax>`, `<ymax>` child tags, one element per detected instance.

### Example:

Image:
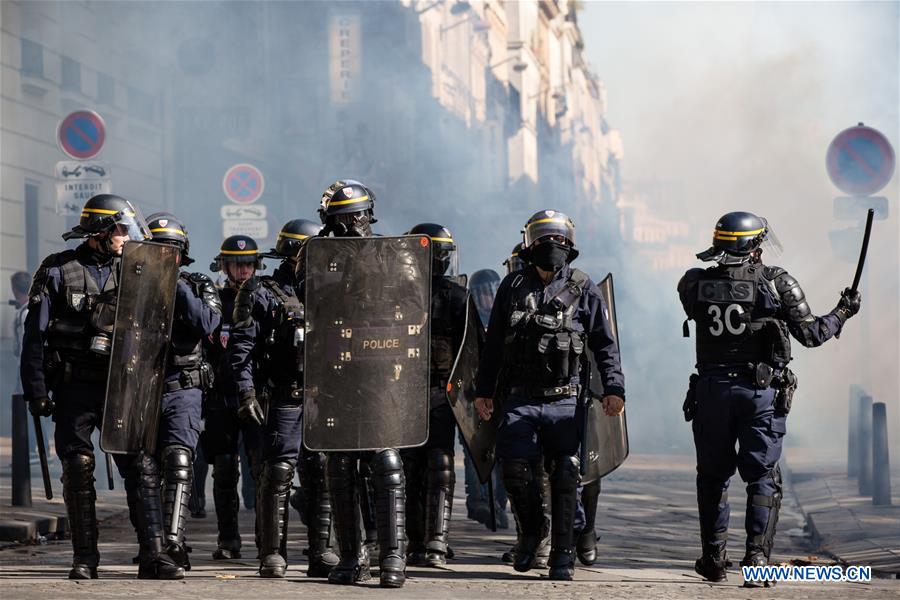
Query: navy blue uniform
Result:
<box><xmin>475</xmin><ymin>263</ymin><xmax>624</xmax><ymax>575</ymax></box>
<box><xmin>476</xmin><ymin>264</ymin><xmax>625</xmax><ymax>460</ymax></box>
<box><xmin>679</xmin><ymin>262</ymin><xmax>848</xmax><ymax>563</ymax></box>
<box><xmin>202</xmin><ymin>283</ymin><xmax>261</xmax><ymax>559</ymax></box>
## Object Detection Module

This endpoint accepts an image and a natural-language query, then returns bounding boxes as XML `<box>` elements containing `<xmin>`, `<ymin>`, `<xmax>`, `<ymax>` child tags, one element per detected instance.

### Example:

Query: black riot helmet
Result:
<box><xmin>469</xmin><ymin>268</ymin><xmax>500</xmax><ymax>327</ymax></box>
<box><xmin>263</xmin><ymin>218</ymin><xmax>322</xmax><ymax>259</ymax></box>
<box><xmin>62</xmin><ymin>194</ymin><xmax>151</xmax><ymax>242</ymax></box>
<box><xmin>146</xmin><ymin>212</ymin><xmax>194</xmax><ymax>265</ymax></box>
<box><xmin>697</xmin><ymin>211</ymin><xmax>782</xmax><ymax>265</ymax></box>
<box><xmin>318</xmin><ymin>179</ymin><xmax>377</xmax><ymax>237</ymax></box>
<box><xmin>519</xmin><ymin>210</ymin><xmax>579</xmax><ymax>268</ymax></box>
<box><xmin>407</xmin><ymin>222</ymin><xmax>459</xmax><ymax>277</ymax></box>
<box><xmin>503</xmin><ymin>241</ymin><xmax>527</xmax><ymax>274</ymax></box>
<box><xmin>210</xmin><ymin>235</ymin><xmax>262</xmax><ymax>272</ymax></box>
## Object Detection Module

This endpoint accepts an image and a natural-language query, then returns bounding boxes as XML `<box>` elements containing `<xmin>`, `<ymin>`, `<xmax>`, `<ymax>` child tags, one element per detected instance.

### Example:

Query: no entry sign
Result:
<box><xmin>57</xmin><ymin>110</ymin><xmax>106</xmax><ymax>160</ymax></box>
<box><xmin>826</xmin><ymin>124</ymin><xmax>896</xmax><ymax>196</ymax></box>
<box><xmin>223</xmin><ymin>163</ymin><xmax>265</xmax><ymax>204</ymax></box>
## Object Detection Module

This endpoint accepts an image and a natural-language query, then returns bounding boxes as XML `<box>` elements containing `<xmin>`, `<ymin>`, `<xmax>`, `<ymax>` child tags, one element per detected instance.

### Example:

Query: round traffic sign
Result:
<box><xmin>57</xmin><ymin>110</ymin><xmax>106</xmax><ymax>160</ymax></box>
<box><xmin>826</xmin><ymin>124</ymin><xmax>896</xmax><ymax>196</ymax></box>
<box><xmin>222</xmin><ymin>163</ymin><xmax>265</xmax><ymax>204</ymax></box>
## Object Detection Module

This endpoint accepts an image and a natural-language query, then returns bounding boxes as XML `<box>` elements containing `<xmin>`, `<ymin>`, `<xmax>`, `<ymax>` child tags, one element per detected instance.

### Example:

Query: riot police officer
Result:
<box><xmin>20</xmin><ymin>194</ymin><xmax>169</xmax><ymax>579</ymax></box>
<box><xmin>474</xmin><ymin>210</ymin><xmax>626</xmax><ymax>581</ymax></box>
<box><xmin>678</xmin><ymin>212</ymin><xmax>861</xmax><ymax>586</ymax></box>
<box><xmin>503</xmin><ymin>241</ymin><xmax>526</xmax><ymax>275</ymax></box>
<box><xmin>143</xmin><ymin>213</ymin><xmax>221</xmax><ymax>571</ymax></box>
<box><xmin>311</xmin><ymin>179</ymin><xmax>409</xmax><ymax>588</ymax></box>
<box><xmin>202</xmin><ymin>235</ymin><xmax>264</xmax><ymax>560</ymax></box>
<box><xmin>401</xmin><ymin>223</ymin><xmax>475</xmax><ymax>567</ymax></box>
<box><xmin>229</xmin><ymin>218</ymin><xmax>338</xmax><ymax>578</ymax></box>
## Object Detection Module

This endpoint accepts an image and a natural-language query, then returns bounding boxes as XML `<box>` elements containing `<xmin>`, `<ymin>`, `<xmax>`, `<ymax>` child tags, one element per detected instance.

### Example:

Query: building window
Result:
<box><xmin>21</xmin><ymin>38</ymin><xmax>44</xmax><ymax>77</ymax></box>
<box><xmin>128</xmin><ymin>86</ymin><xmax>157</xmax><ymax>124</ymax></box>
<box><xmin>97</xmin><ymin>73</ymin><xmax>115</xmax><ymax>105</ymax></box>
<box><xmin>61</xmin><ymin>56</ymin><xmax>81</xmax><ymax>92</ymax></box>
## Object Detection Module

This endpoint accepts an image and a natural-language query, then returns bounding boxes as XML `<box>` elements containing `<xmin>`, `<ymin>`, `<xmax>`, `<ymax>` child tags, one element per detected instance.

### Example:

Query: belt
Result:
<box><xmin>164</xmin><ymin>369</ymin><xmax>201</xmax><ymax>393</ymax></box>
<box><xmin>509</xmin><ymin>384</ymin><xmax>580</xmax><ymax>399</ymax></box>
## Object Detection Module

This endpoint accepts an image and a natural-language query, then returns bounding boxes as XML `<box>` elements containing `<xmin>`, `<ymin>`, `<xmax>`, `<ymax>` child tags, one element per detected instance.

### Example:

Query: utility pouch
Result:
<box><xmin>773</xmin><ymin>368</ymin><xmax>797</xmax><ymax>415</ymax></box>
<box><xmin>754</xmin><ymin>362</ymin><xmax>774</xmax><ymax>389</ymax></box>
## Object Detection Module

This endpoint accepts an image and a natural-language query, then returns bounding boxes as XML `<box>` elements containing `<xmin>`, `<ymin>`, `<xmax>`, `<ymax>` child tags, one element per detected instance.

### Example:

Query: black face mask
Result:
<box><xmin>531</xmin><ymin>241</ymin><xmax>570</xmax><ymax>271</ymax></box>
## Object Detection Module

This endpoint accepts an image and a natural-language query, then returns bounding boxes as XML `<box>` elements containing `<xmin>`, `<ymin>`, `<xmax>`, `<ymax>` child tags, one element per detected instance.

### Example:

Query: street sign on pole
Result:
<box><xmin>826</xmin><ymin>124</ymin><xmax>896</xmax><ymax>196</ymax></box>
<box><xmin>222</xmin><ymin>163</ymin><xmax>265</xmax><ymax>204</ymax></box>
<box><xmin>57</xmin><ymin>110</ymin><xmax>107</xmax><ymax>160</ymax></box>
<box><xmin>55</xmin><ymin>160</ymin><xmax>112</xmax><ymax>216</ymax></box>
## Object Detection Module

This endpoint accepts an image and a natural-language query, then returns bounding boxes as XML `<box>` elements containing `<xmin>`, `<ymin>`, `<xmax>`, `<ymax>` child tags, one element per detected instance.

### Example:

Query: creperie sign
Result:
<box><xmin>329</xmin><ymin>14</ymin><xmax>361</xmax><ymax>104</ymax></box>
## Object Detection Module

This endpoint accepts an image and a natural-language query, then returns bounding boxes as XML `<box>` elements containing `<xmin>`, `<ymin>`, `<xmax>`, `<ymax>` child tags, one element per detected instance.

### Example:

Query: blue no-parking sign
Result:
<box><xmin>57</xmin><ymin>110</ymin><xmax>106</xmax><ymax>160</ymax></box>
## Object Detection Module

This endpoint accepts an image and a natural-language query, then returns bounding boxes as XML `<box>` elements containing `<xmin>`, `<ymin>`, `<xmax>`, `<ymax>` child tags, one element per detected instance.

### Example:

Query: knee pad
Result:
<box><xmin>426</xmin><ymin>448</ymin><xmax>454</xmax><ymax>488</ymax></box>
<box><xmin>501</xmin><ymin>458</ymin><xmax>536</xmax><ymax>494</ymax></box>
<box><xmin>371</xmin><ymin>449</ymin><xmax>404</xmax><ymax>489</ymax></box>
<box><xmin>261</xmin><ymin>459</ymin><xmax>296</xmax><ymax>493</ymax></box>
<box><xmin>161</xmin><ymin>445</ymin><xmax>193</xmax><ymax>485</ymax></box>
<box><xmin>62</xmin><ymin>452</ymin><xmax>95</xmax><ymax>487</ymax></box>
<box><xmin>550</xmin><ymin>455</ymin><xmax>580</xmax><ymax>492</ymax></box>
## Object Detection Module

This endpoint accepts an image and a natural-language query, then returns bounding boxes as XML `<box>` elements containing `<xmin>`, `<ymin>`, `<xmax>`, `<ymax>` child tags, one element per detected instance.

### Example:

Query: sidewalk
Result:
<box><xmin>0</xmin><ymin>436</ymin><xmax>127</xmax><ymax>544</ymax></box>
<box><xmin>784</xmin><ymin>446</ymin><xmax>900</xmax><ymax>578</ymax></box>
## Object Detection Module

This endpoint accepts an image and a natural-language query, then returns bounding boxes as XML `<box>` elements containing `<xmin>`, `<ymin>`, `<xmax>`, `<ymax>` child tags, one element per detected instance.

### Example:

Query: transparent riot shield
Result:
<box><xmin>100</xmin><ymin>241</ymin><xmax>180</xmax><ymax>454</ymax></box>
<box><xmin>582</xmin><ymin>273</ymin><xmax>629</xmax><ymax>484</ymax></box>
<box><xmin>447</xmin><ymin>295</ymin><xmax>496</xmax><ymax>483</ymax></box>
<box><xmin>303</xmin><ymin>235</ymin><xmax>432</xmax><ymax>451</ymax></box>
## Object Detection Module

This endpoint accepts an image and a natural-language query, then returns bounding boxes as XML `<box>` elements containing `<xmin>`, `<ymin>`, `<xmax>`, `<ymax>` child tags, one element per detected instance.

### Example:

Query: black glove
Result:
<box><xmin>28</xmin><ymin>395</ymin><xmax>54</xmax><ymax>417</ymax></box>
<box><xmin>237</xmin><ymin>388</ymin><xmax>264</xmax><ymax>426</ymax></box>
<box><xmin>834</xmin><ymin>287</ymin><xmax>862</xmax><ymax>321</ymax></box>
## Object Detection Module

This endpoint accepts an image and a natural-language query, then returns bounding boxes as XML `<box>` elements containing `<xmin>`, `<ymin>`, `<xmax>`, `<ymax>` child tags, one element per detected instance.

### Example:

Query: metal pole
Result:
<box><xmin>871</xmin><ymin>402</ymin><xmax>892</xmax><ymax>506</ymax></box>
<box><xmin>848</xmin><ymin>386</ymin><xmax>860</xmax><ymax>477</ymax></box>
<box><xmin>11</xmin><ymin>394</ymin><xmax>32</xmax><ymax>507</ymax></box>
<box><xmin>857</xmin><ymin>395</ymin><xmax>873</xmax><ymax>496</ymax></box>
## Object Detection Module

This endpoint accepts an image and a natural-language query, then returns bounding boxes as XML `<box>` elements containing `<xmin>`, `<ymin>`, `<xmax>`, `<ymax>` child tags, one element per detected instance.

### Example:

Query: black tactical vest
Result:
<box><xmin>430</xmin><ymin>279</ymin><xmax>456</xmax><ymax>384</ymax></box>
<box><xmin>502</xmin><ymin>269</ymin><xmax>588</xmax><ymax>387</ymax></box>
<box><xmin>693</xmin><ymin>264</ymin><xmax>770</xmax><ymax>365</ymax></box>
<box><xmin>259</xmin><ymin>276</ymin><xmax>305</xmax><ymax>385</ymax></box>
<box><xmin>45</xmin><ymin>250</ymin><xmax>119</xmax><ymax>364</ymax></box>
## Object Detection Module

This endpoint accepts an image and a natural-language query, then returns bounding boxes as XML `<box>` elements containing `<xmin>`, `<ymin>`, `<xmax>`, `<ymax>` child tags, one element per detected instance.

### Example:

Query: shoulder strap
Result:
<box><xmin>550</xmin><ymin>268</ymin><xmax>589</xmax><ymax>310</ymax></box>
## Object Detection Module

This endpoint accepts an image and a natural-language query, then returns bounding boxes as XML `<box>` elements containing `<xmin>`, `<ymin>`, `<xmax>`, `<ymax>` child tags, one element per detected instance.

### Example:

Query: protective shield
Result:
<box><xmin>582</xmin><ymin>273</ymin><xmax>629</xmax><ymax>484</ymax></box>
<box><xmin>100</xmin><ymin>241</ymin><xmax>180</xmax><ymax>454</ymax></box>
<box><xmin>447</xmin><ymin>296</ymin><xmax>496</xmax><ymax>483</ymax></box>
<box><xmin>303</xmin><ymin>235</ymin><xmax>432</xmax><ymax>451</ymax></box>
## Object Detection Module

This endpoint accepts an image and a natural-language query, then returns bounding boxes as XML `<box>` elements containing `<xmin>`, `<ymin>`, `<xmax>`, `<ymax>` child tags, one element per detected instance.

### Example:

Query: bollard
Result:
<box><xmin>857</xmin><ymin>395</ymin><xmax>873</xmax><ymax>496</ymax></box>
<box><xmin>848</xmin><ymin>387</ymin><xmax>860</xmax><ymax>478</ymax></box>
<box><xmin>871</xmin><ymin>402</ymin><xmax>892</xmax><ymax>506</ymax></box>
<box><xmin>11</xmin><ymin>394</ymin><xmax>33</xmax><ymax>507</ymax></box>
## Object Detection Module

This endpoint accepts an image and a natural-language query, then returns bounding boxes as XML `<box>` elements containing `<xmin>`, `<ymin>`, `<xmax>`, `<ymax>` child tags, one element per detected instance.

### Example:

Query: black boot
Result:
<box><xmin>298</xmin><ymin>450</ymin><xmax>340</xmax><ymax>577</ymax></box>
<box><xmin>327</xmin><ymin>453</ymin><xmax>371</xmax><ymax>584</ymax></box>
<box><xmin>695</xmin><ymin>541</ymin><xmax>728</xmax><ymax>582</ymax></box>
<box><xmin>128</xmin><ymin>453</ymin><xmax>184</xmax><ymax>580</ymax></box>
<box><xmin>547</xmin><ymin>456</ymin><xmax>579</xmax><ymax>581</ymax></box>
<box><xmin>501</xmin><ymin>458</ymin><xmax>546</xmax><ymax>573</ymax></box>
<box><xmin>371</xmin><ymin>449</ymin><xmax>407</xmax><ymax>588</ymax></box>
<box><xmin>357</xmin><ymin>463</ymin><xmax>379</xmax><ymax>560</ymax></box>
<box><xmin>741</xmin><ymin>548</ymin><xmax>774</xmax><ymax>587</ymax></box>
<box><xmin>424</xmin><ymin>448</ymin><xmax>454</xmax><ymax>567</ymax></box>
<box><xmin>161</xmin><ymin>445</ymin><xmax>193</xmax><ymax>571</ymax></box>
<box><xmin>577</xmin><ymin>479</ymin><xmax>600</xmax><ymax>566</ymax></box>
<box><xmin>212</xmin><ymin>454</ymin><xmax>242</xmax><ymax>559</ymax></box>
<box><xmin>62</xmin><ymin>453</ymin><xmax>99</xmax><ymax>580</ymax></box>
<box><xmin>256</xmin><ymin>459</ymin><xmax>295</xmax><ymax>578</ymax></box>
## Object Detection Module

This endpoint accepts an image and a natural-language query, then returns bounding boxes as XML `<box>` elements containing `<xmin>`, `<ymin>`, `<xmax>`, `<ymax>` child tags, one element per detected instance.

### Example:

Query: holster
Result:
<box><xmin>683</xmin><ymin>373</ymin><xmax>699</xmax><ymax>422</ymax></box>
<box><xmin>773</xmin><ymin>368</ymin><xmax>797</xmax><ymax>415</ymax></box>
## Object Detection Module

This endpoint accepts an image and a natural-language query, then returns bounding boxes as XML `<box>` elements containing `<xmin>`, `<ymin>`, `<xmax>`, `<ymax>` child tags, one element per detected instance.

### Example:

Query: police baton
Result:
<box><xmin>850</xmin><ymin>209</ymin><xmax>875</xmax><ymax>292</ymax></box>
<box><xmin>32</xmin><ymin>412</ymin><xmax>53</xmax><ymax>500</ymax></box>
<box><xmin>105</xmin><ymin>453</ymin><xmax>115</xmax><ymax>490</ymax></box>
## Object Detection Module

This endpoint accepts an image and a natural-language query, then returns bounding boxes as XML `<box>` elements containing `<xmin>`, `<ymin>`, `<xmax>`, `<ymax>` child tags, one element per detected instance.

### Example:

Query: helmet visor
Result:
<box><xmin>760</xmin><ymin>217</ymin><xmax>783</xmax><ymax>258</ymax></box>
<box><xmin>116</xmin><ymin>202</ymin><xmax>152</xmax><ymax>242</ymax></box>
<box><xmin>433</xmin><ymin>243</ymin><xmax>458</xmax><ymax>277</ymax></box>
